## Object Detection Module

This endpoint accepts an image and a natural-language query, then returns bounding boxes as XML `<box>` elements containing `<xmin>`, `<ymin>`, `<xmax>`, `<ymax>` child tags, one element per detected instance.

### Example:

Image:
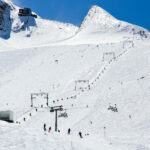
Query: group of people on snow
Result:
<box><xmin>43</xmin><ymin>123</ymin><xmax>51</xmax><ymax>133</ymax></box>
<box><xmin>43</xmin><ymin>124</ymin><xmax>83</xmax><ymax>138</ymax></box>
<box><xmin>68</xmin><ymin>129</ymin><xmax>83</xmax><ymax>138</ymax></box>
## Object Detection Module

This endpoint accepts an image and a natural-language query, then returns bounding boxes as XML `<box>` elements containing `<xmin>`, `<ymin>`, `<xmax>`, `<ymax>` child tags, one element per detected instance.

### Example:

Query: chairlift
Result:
<box><xmin>58</xmin><ymin>109</ymin><xmax>68</xmax><ymax>118</ymax></box>
<box><xmin>108</xmin><ymin>104</ymin><xmax>118</xmax><ymax>112</ymax></box>
<box><xmin>50</xmin><ymin>105</ymin><xmax>63</xmax><ymax>112</ymax></box>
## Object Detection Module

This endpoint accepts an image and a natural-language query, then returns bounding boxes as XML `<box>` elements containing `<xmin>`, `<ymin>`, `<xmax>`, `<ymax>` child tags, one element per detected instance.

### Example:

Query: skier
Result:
<box><xmin>68</xmin><ymin>128</ymin><xmax>71</xmax><ymax>135</ymax></box>
<box><xmin>48</xmin><ymin>127</ymin><xmax>51</xmax><ymax>133</ymax></box>
<box><xmin>79</xmin><ymin>131</ymin><xmax>83</xmax><ymax>138</ymax></box>
<box><xmin>43</xmin><ymin>123</ymin><xmax>46</xmax><ymax>132</ymax></box>
<box><xmin>23</xmin><ymin>117</ymin><xmax>26</xmax><ymax>121</ymax></box>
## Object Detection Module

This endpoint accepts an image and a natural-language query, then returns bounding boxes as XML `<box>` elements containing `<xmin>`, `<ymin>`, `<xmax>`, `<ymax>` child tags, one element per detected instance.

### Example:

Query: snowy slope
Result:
<box><xmin>7</xmin><ymin>17</ymin><xmax>78</xmax><ymax>49</ymax></box>
<box><xmin>0</xmin><ymin>39</ymin><xmax>150</xmax><ymax>150</ymax></box>
<box><xmin>0</xmin><ymin>1</ymin><xmax>150</xmax><ymax>150</ymax></box>
<box><xmin>0</xmin><ymin>40</ymin><xmax>149</xmax><ymax>150</ymax></box>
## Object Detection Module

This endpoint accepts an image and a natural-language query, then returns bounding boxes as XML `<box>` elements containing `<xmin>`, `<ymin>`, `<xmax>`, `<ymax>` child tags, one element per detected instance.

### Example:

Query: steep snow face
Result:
<box><xmin>65</xmin><ymin>5</ymin><xmax>149</xmax><ymax>45</ymax></box>
<box><xmin>80</xmin><ymin>5</ymin><xmax>149</xmax><ymax>35</ymax></box>
<box><xmin>80</xmin><ymin>5</ymin><xmax>118</xmax><ymax>30</ymax></box>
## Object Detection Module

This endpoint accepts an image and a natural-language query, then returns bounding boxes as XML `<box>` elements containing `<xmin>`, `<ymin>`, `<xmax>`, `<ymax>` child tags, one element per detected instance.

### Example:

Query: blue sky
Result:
<box><xmin>12</xmin><ymin>0</ymin><xmax>150</xmax><ymax>30</ymax></box>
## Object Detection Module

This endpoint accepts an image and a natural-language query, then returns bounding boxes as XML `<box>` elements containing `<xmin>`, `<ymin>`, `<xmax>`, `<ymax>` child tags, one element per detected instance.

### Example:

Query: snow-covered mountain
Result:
<box><xmin>0</xmin><ymin>1</ymin><xmax>149</xmax><ymax>49</ymax></box>
<box><xmin>65</xmin><ymin>5</ymin><xmax>149</xmax><ymax>45</ymax></box>
<box><xmin>80</xmin><ymin>5</ymin><xmax>118</xmax><ymax>29</ymax></box>
<box><xmin>0</xmin><ymin>0</ymin><xmax>78</xmax><ymax>50</ymax></box>
<box><xmin>0</xmin><ymin>0</ymin><xmax>150</xmax><ymax>150</ymax></box>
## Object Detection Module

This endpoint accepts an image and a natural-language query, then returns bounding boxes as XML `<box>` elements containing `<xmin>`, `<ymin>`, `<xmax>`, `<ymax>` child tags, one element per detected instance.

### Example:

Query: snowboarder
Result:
<box><xmin>43</xmin><ymin>123</ymin><xmax>46</xmax><ymax>132</ymax></box>
<box><xmin>48</xmin><ymin>127</ymin><xmax>51</xmax><ymax>133</ymax></box>
<box><xmin>79</xmin><ymin>132</ymin><xmax>83</xmax><ymax>138</ymax></box>
<box><xmin>68</xmin><ymin>128</ymin><xmax>71</xmax><ymax>135</ymax></box>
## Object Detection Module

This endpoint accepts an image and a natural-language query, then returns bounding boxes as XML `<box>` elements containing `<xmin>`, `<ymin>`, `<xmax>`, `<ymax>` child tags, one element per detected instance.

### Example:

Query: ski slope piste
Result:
<box><xmin>0</xmin><ymin>0</ymin><xmax>150</xmax><ymax>150</ymax></box>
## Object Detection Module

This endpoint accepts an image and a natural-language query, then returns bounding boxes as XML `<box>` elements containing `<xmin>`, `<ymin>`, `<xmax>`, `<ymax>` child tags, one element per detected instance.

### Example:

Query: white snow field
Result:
<box><xmin>0</xmin><ymin>0</ymin><xmax>150</xmax><ymax>150</ymax></box>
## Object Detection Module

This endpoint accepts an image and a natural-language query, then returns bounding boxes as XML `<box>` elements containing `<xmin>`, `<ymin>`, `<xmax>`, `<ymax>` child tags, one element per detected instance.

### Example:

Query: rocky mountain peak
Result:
<box><xmin>80</xmin><ymin>5</ymin><xmax>117</xmax><ymax>29</ymax></box>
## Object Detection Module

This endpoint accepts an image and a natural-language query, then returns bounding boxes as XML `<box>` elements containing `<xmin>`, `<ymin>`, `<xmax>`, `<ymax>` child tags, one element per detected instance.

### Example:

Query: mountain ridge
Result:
<box><xmin>79</xmin><ymin>5</ymin><xmax>149</xmax><ymax>36</ymax></box>
<box><xmin>0</xmin><ymin>0</ymin><xmax>149</xmax><ymax>49</ymax></box>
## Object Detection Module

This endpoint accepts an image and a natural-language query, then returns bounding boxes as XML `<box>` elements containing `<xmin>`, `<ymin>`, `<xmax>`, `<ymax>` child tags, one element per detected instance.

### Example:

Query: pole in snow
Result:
<box><xmin>104</xmin><ymin>126</ymin><xmax>106</xmax><ymax>138</ymax></box>
<box><xmin>50</xmin><ymin>105</ymin><xmax>63</xmax><ymax>132</ymax></box>
<box><xmin>55</xmin><ymin>110</ymin><xmax>58</xmax><ymax>131</ymax></box>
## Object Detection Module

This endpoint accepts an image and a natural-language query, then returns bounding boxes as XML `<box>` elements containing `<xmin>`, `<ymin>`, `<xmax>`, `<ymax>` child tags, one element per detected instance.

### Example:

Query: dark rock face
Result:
<box><xmin>0</xmin><ymin>0</ymin><xmax>37</xmax><ymax>39</ymax></box>
<box><xmin>0</xmin><ymin>0</ymin><xmax>12</xmax><ymax>39</ymax></box>
<box><xmin>0</xmin><ymin>11</ymin><xmax>4</xmax><ymax>29</ymax></box>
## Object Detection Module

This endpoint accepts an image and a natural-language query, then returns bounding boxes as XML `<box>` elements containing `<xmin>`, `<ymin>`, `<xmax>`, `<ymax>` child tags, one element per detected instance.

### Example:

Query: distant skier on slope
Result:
<box><xmin>43</xmin><ymin>123</ymin><xmax>46</xmax><ymax>132</ymax></box>
<box><xmin>23</xmin><ymin>117</ymin><xmax>26</xmax><ymax>121</ymax></box>
<box><xmin>68</xmin><ymin>128</ymin><xmax>71</xmax><ymax>135</ymax></box>
<box><xmin>79</xmin><ymin>131</ymin><xmax>83</xmax><ymax>138</ymax></box>
<box><xmin>48</xmin><ymin>127</ymin><xmax>51</xmax><ymax>133</ymax></box>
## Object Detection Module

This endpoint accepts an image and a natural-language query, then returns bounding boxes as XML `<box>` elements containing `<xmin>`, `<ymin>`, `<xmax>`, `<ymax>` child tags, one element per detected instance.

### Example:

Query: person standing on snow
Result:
<box><xmin>48</xmin><ymin>127</ymin><xmax>51</xmax><ymax>133</ymax></box>
<box><xmin>43</xmin><ymin>123</ymin><xmax>46</xmax><ymax>132</ymax></box>
<box><xmin>68</xmin><ymin>128</ymin><xmax>71</xmax><ymax>135</ymax></box>
<box><xmin>79</xmin><ymin>131</ymin><xmax>83</xmax><ymax>138</ymax></box>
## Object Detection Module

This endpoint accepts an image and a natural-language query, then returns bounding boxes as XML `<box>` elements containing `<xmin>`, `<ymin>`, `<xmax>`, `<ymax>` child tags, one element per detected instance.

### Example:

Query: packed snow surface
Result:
<box><xmin>0</xmin><ymin>0</ymin><xmax>150</xmax><ymax>150</ymax></box>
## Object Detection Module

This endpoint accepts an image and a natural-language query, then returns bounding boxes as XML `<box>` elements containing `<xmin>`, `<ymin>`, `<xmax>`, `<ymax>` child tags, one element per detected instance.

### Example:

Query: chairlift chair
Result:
<box><xmin>58</xmin><ymin>109</ymin><xmax>68</xmax><ymax>118</ymax></box>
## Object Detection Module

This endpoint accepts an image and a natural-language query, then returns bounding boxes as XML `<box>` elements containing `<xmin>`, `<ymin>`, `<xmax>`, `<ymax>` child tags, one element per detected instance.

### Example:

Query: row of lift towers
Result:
<box><xmin>30</xmin><ymin>79</ymin><xmax>91</xmax><ymax>131</ymax></box>
<box><xmin>30</xmin><ymin>52</ymin><xmax>117</xmax><ymax>131</ymax></box>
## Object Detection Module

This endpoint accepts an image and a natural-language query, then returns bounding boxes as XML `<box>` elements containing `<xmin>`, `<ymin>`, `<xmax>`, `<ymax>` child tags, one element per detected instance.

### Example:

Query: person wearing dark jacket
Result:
<box><xmin>43</xmin><ymin>123</ymin><xmax>46</xmax><ymax>132</ymax></box>
<box><xmin>79</xmin><ymin>131</ymin><xmax>83</xmax><ymax>138</ymax></box>
<box><xmin>68</xmin><ymin>128</ymin><xmax>71</xmax><ymax>135</ymax></box>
